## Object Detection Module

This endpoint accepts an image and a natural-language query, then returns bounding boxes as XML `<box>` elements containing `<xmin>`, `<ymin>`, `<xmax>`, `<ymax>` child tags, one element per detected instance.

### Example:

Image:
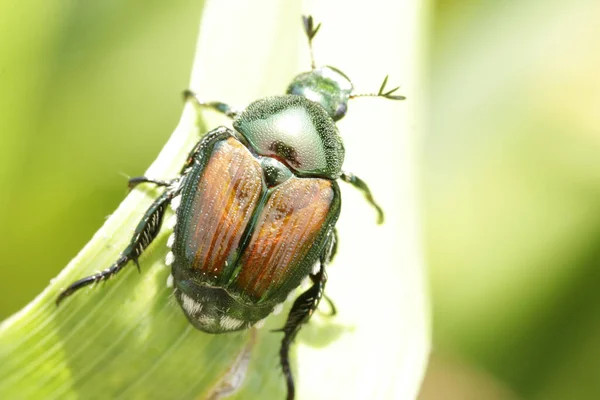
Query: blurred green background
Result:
<box><xmin>1</xmin><ymin>0</ymin><xmax>599</xmax><ymax>399</ymax></box>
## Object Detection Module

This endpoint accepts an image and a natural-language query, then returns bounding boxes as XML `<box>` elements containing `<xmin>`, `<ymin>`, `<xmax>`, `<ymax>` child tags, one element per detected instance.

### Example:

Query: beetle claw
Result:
<box><xmin>133</xmin><ymin>258</ymin><xmax>141</xmax><ymax>273</ymax></box>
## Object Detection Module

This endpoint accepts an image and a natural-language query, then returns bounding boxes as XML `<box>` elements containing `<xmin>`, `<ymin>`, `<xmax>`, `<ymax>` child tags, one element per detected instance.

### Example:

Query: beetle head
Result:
<box><xmin>286</xmin><ymin>66</ymin><xmax>353</xmax><ymax>122</ymax></box>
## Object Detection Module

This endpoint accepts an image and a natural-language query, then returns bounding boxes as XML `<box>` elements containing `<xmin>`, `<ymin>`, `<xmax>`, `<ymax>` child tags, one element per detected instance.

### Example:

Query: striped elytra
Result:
<box><xmin>171</xmin><ymin>133</ymin><xmax>340</xmax><ymax>332</ymax></box>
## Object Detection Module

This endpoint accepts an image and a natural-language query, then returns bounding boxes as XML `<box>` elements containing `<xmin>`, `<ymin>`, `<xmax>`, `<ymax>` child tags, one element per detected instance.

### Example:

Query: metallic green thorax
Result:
<box><xmin>286</xmin><ymin>66</ymin><xmax>354</xmax><ymax>122</ymax></box>
<box><xmin>233</xmin><ymin>95</ymin><xmax>344</xmax><ymax>179</ymax></box>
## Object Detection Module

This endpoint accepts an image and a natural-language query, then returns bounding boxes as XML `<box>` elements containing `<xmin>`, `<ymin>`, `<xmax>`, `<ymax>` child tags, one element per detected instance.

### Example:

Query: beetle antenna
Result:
<box><xmin>349</xmin><ymin>75</ymin><xmax>406</xmax><ymax>101</ymax></box>
<box><xmin>302</xmin><ymin>15</ymin><xmax>321</xmax><ymax>70</ymax></box>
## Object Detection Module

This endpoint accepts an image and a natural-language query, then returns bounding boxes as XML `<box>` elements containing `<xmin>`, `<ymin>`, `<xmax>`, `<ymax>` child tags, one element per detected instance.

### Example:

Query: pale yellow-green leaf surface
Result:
<box><xmin>0</xmin><ymin>0</ymin><xmax>430</xmax><ymax>399</ymax></box>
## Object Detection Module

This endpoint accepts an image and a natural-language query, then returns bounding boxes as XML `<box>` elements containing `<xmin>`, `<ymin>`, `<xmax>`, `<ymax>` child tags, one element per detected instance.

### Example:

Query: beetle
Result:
<box><xmin>56</xmin><ymin>15</ymin><xmax>404</xmax><ymax>400</ymax></box>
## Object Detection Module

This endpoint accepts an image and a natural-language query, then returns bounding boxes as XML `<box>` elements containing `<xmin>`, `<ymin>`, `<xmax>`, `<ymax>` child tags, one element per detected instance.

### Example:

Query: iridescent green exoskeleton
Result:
<box><xmin>56</xmin><ymin>15</ymin><xmax>404</xmax><ymax>400</ymax></box>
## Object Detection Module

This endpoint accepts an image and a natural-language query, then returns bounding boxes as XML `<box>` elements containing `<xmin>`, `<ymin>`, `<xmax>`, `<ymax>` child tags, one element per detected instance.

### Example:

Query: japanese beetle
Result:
<box><xmin>57</xmin><ymin>15</ymin><xmax>404</xmax><ymax>400</ymax></box>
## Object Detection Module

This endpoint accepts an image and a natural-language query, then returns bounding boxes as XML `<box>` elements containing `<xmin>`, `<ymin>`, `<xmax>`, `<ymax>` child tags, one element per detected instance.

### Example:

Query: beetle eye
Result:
<box><xmin>333</xmin><ymin>102</ymin><xmax>347</xmax><ymax>121</ymax></box>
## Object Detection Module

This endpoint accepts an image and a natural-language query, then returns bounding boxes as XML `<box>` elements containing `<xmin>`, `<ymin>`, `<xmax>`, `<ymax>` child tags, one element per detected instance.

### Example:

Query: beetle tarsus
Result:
<box><xmin>56</xmin><ymin>254</ymin><xmax>129</xmax><ymax>305</ymax></box>
<box><xmin>56</xmin><ymin>190</ymin><xmax>175</xmax><ymax>305</ymax></box>
<box><xmin>319</xmin><ymin>294</ymin><xmax>337</xmax><ymax>317</ymax></box>
<box><xmin>340</xmin><ymin>171</ymin><xmax>385</xmax><ymax>224</ymax></box>
<box><xmin>128</xmin><ymin>176</ymin><xmax>174</xmax><ymax>190</ymax></box>
<box><xmin>183</xmin><ymin>89</ymin><xmax>241</xmax><ymax>119</ymax></box>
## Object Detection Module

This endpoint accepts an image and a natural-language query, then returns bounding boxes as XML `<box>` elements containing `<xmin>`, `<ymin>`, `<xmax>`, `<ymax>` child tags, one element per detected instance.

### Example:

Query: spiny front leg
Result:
<box><xmin>56</xmin><ymin>190</ymin><xmax>176</xmax><ymax>305</ymax></box>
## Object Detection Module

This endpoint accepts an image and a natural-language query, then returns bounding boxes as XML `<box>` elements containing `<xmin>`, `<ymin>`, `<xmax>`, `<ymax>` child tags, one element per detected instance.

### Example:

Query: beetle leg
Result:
<box><xmin>183</xmin><ymin>89</ymin><xmax>241</xmax><ymax>119</ymax></box>
<box><xmin>129</xmin><ymin>127</ymin><xmax>232</xmax><ymax>192</ymax></box>
<box><xmin>277</xmin><ymin>261</ymin><xmax>328</xmax><ymax>400</ymax></box>
<box><xmin>340</xmin><ymin>171</ymin><xmax>384</xmax><ymax>224</ymax></box>
<box><xmin>329</xmin><ymin>228</ymin><xmax>339</xmax><ymax>262</ymax></box>
<box><xmin>318</xmin><ymin>229</ymin><xmax>337</xmax><ymax>317</ymax></box>
<box><xmin>128</xmin><ymin>176</ymin><xmax>175</xmax><ymax>190</ymax></box>
<box><xmin>56</xmin><ymin>189</ymin><xmax>177</xmax><ymax>305</ymax></box>
<box><xmin>319</xmin><ymin>294</ymin><xmax>337</xmax><ymax>317</ymax></box>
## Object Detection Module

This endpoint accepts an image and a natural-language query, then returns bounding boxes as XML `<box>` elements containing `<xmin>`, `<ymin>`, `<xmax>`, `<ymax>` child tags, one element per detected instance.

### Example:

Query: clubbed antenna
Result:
<box><xmin>302</xmin><ymin>15</ymin><xmax>321</xmax><ymax>70</ymax></box>
<box><xmin>350</xmin><ymin>75</ymin><xmax>406</xmax><ymax>101</ymax></box>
